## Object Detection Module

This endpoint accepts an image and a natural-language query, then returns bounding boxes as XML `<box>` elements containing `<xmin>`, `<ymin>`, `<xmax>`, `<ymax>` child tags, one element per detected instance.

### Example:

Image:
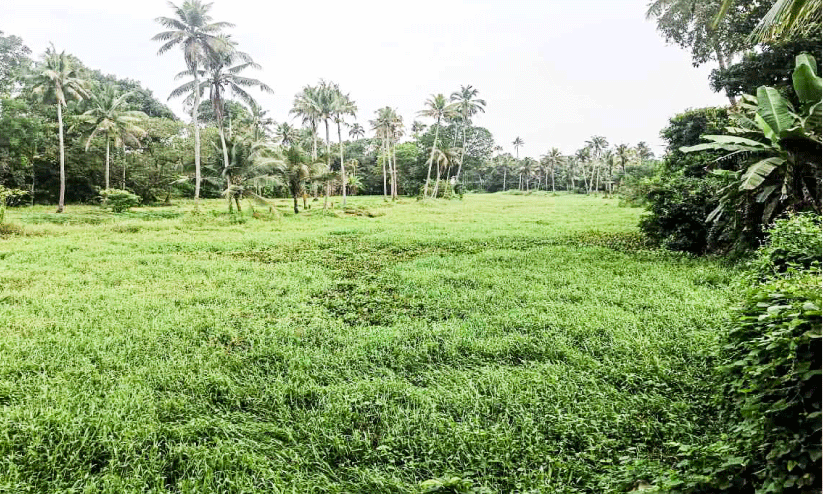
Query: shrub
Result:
<box><xmin>100</xmin><ymin>189</ymin><xmax>141</xmax><ymax>213</ymax></box>
<box><xmin>638</xmin><ymin>175</ymin><xmax>722</xmax><ymax>254</ymax></box>
<box><xmin>661</xmin><ymin>218</ymin><xmax>822</xmax><ymax>493</ymax></box>
<box><xmin>750</xmin><ymin>213</ymin><xmax>822</xmax><ymax>276</ymax></box>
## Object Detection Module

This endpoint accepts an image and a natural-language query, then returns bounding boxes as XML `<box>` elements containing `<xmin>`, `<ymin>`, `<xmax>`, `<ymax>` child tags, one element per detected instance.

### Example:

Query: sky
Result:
<box><xmin>2</xmin><ymin>0</ymin><xmax>730</xmax><ymax>158</ymax></box>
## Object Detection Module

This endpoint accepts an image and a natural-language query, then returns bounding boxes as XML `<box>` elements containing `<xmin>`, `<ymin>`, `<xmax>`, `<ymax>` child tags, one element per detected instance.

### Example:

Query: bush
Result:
<box><xmin>638</xmin><ymin>175</ymin><xmax>722</xmax><ymax>254</ymax></box>
<box><xmin>100</xmin><ymin>189</ymin><xmax>141</xmax><ymax>213</ymax></box>
<box><xmin>751</xmin><ymin>213</ymin><xmax>822</xmax><ymax>276</ymax></box>
<box><xmin>661</xmin><ymin>217</ymin><xmax>822</xmax><ymax>493</ymax></box>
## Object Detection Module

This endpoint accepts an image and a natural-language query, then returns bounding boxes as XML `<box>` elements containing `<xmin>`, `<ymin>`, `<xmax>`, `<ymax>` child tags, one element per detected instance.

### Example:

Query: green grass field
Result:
<box><xmin>0</xmin><ymin>193</ymin><xmax>737</xmax><ymax>493</ymax></box>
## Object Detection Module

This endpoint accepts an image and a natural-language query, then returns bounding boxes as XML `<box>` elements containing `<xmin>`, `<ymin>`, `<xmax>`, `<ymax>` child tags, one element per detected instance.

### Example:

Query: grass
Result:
<box><xmin>0</xmin><ymin>193</ymin><xmax>737</xmax><ymax>493</ymax></box>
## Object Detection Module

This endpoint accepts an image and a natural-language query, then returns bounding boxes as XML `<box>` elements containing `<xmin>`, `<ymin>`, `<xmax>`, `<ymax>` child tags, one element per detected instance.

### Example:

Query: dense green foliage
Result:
<box><xmin>0</xmin><ymin>194</ymin><xmax>738</xmax><ymax>492</ymax></box>
<box><xmin>100</xmin><ymin>188</ymin><xmax>142</xmax><ymax>213</ymax></box>
<box><xmin>658</xmin><ymin>214</ymin><xmax>822</xmax><ymax>493</ymax></box>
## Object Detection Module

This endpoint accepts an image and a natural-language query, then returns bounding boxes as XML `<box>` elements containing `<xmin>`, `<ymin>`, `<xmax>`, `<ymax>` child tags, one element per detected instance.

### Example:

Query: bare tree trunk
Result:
<box><xmin>324</xmin><ymin>119</ymin><xmax>331</xmax><ymax>209</ymax></box>
<box><xmin>433</xmin><ymin>161</ymin><xmax>442</xmax><ymax>198</ymax></box>
<box><xmin>424</xmin><ymin>120</ymin><xmax>439</xmax><ymax>196</ymax></box>
<box><xmin>219</xmin><ymin>123</ymin><xmax>230</xmax><ymax>190</ymax></box>
<box><xmin>192</xmin><ymin>69</ymin><xmax>201</xmax><ymax>208</ymax></box>
<box><xmin>551</xmin><ymin>164</ymin><xmax>555</xmax><ymax>193</ymax></box>
<box><xmin>122</xmin><ymin>151</ymin><xmax>126</xmax><ymax>189</ymax></box>
<box><xmin>503</xmin><ymin>167</ymin><xmax>507</xmax><ymax>191</ymax></box>
<box><xmin>105</xmin><ymin>136</ymin><xmax>110</xmax><ymax>190</ymax></box>
<box><xmin>392</xmin><ymin>140</ymin><xmax>398</xmax><ymax>200</ymax></box>
<box><xmin>338</xmin><ymin>123</ymin><xmax>347</xmax><ymax>206</ymax></box>
<box><xmin>382</xmin><ymin>139</ymin><xmax>388</xmax><ymax>201</ymax></box>
<box><xmin>455</xmin><ymin>124</ymin><xmax>467</xmax><ymax>182</ymax></box>
<box><xmin>56</xmin><ymin>103</ymin><xmax>65</xmax><ymax>213</ymax></box>
<box><xmin>714</xmin><ymin>42</ymin><xmax>737</xmax><ymax>106</ymax></box>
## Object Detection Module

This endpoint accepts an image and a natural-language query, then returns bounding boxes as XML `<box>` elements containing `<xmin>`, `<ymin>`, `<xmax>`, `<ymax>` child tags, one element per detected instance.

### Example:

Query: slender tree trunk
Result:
<box><xmin>455</xmin><ymin>125</ymin><xmax>467</xmax><ymax>182</ymax></box>
<box><xmin>551</xmin><ymin>164</ymin><xmax>555</xmax><ymax>193</ymax></box>
<box><xmin>192</xmin><ymin>69</ymin><xmax>201</xmax><ymax>207</ymax></box>
<box><xmin>56</xmin><ymin>103</ymin><xmax>65</xmax><ymax>213</ymax></box>
<box><xmin>219</xmin><ymin>122</ymin><xmax>230</xmax><ymax>190</ymax></box>
<box><xmin>714</xmin><ymin>42</ymin><xmax>737</xmax><ymax>106</ymax></box>
<box><xmin>433</xmin><ymin>161</ymin><xmax>442</xmax><ymax>198</ymax></box>
<box><xmin>323</xmin><ymin>119</ymin><xmax>331</xmax><ymax>209</ymax></box>
<box><xmin>392</xmin><ymin>140</ymin><xmax>398</xmax><ymax>200</ymax></box>
<box><xmin>425</xmin><ymin>120</ymin><xmax>440</xmax><ymax>196</ymax></box>
<box><xmin>503</xmin><ymin>167</ymin><xmax>507</xmax><ymax>191</ymax></box>
<box><xmin>105</xmin><ymin>135</ymin><xmax>110</xmax><ymax>190</ymax></box>
<box><xmin>519</xmin><ymin>174</ymin><xmax>522</xmax><ymax>191</ymax></box>
<box><xmin>381</xmin><ymin>138</ymin><xmax>388</xmax><ymax>201</ymax></box>
<box><xmin>122</xmin><ymin>150</ymin><xmax>126</xmax><ymax>189</ymax></box>
<box><xmin>338</xmin><ymin>122</ymin><xmax>346</xmax><ymax>206</ymax></box>
<box><xmin>293</xmin><ymin>190</ymin><xmax>299</xmax><ymax>214</ymax></box>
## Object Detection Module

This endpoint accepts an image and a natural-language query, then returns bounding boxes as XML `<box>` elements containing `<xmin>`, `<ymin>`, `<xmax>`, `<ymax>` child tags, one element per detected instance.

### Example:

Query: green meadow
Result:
<box><xmin>0</xmin><ymin>194</ymin><xmax>737</xmax><ymax>493</ymax></box>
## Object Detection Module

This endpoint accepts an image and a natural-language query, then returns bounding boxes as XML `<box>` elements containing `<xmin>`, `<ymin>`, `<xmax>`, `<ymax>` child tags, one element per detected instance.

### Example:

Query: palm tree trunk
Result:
<box><xmin>324</xmin><ymin>119</ymin><xmax>331</xmax><ymax>209</ymax></box>
<box><xmin>338</xmin><ymin>123</ymin><xmax>346</xmax><ymax>206</ymax></box>
<box><xmin>192</xmin><ymin>69</ymin><xmax>202</xmax><ymax>207</ymax></box>
<box><xmin>425</xmin><ymin>120</ymin><xmax>440</xmax><ymax>196</ymax></box>
<box><xmin>105</xmin><ymin>135</ymin><xmax>110</xmax><ymax>190</ymax></box>
<box><xmin>293</xmin><ymin>189</ymin><xmax>299</xmax><ymax>214</ymax></box>
<box><xmin>381</xmin><ymin>139</ymin><xmax>388</xmax><ymax>201</ymax></box>
<box><xmin>503</xmin><ymin>167</ymin><xmax>507</xmax><ymax>191</ymax></box>
<box><xmin>433</xmin><ymin>161</ymin><xmax>442</xmax><ymax>198</ymax></box>
<box><xmin>219</xmin><ymin>123</ymin><xmax>230</xmax><ymax>190</ymax></box>
<box><xmin>455</xmin><ymin>124</ymin><xmax>467</xmax><ymax>182</ymax></box>
<box><xmin>551</xmin><ymin>164</ymin><xmax>555</xmax><ymax>193</ymax></box>
<box><xmin>392</xmin><ymin>140</ymin><xmax>398</xmax><ymax>200</ymax></box>
<box><xmin>56</xmin><ymin>103</ymin><xmax>65</xmax><ymax>213</ymax></box>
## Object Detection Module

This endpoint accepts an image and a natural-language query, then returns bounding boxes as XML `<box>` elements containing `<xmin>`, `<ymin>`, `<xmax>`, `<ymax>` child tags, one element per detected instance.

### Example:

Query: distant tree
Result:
<box><xmin>291</xmin><ymin>85</ymin><xmax>321</xmax><ymax>161</ymax></box>
<box><xmin>154</xmin><ymin>0</ymin><xmax>232</xmax><ymax>205</ymax></box>
<box><xmin>348</xmin><ymin>122</ymin><xmax>365</xmax><ymax>140</ymax></box>
<box><xmin>636</xmin><ymin>141</ymin><xmax>655</xmax><ymax>162</ymax></box>
<box><xmin>450</xmin><ymin>85</ymin><xmax>486</xmax><ymax>182</ymax></box>
<box><xmin>540</xmin><ymin>148</ymin><xmax>564</xmax><ymax>192</ymax></box>
<box><xmin>29</xmin><ymin>44</ymin><xmax>90</xmax><ymax>212</ymax></box>
<box><xmin>512</xmin><ymin>136</ymin><xmax>524</xmax><ymax>159</ymax></box>
<box><xmin>275</xmin><ymin>122</ymin><xmax>298</xmax><ymax>146</ymax></box>
<box><xmin>252</xmin><ymin>144</ymin><xmax>322</xmax><ymax>214</ymax></box>
<box><xmin>76</xmin><ymin>84</ymin><xmax>148</xmax><ymax>190</ymax></box>
<box><xmin>418</xmin><ymin>94</ymin><xmax>457</xmax><ymax>196</ymax></box>
<box><xmin>0</xmin><ymin>31</ymin><xmax>31</xmax><ymax>96</ymax></box>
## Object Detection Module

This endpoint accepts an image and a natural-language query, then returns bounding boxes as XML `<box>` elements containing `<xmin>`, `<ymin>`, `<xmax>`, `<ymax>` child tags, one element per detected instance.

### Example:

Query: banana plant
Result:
<box><xmin>681</xmin><ymin>53</ymin><xmax>822</xmax><ymax>224</ymax></box>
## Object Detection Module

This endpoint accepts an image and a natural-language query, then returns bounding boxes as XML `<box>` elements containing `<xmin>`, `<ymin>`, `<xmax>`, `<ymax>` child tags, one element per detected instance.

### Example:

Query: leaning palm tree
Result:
<box><xmin>540</xmin><ymin>148</ymin><xmax>564</xmax><ymax>193</ymax></box>
<box><xmin>76</xmin><ymin>84</ymin><xmax>147</xmax><ymax>190</ymax></box>
<box><xmin>418</xmin><ymin>94</ymin><xmax>457</xmax><ymax>196</ymax></box>
<box><xmin>450</xmin><ymin>85</ymin><xmax>486</xmax><ymax>182</ymax></box>
<box><xmin>29</xmin><ymin>44</ymin><xmax>90</xmax><ymax>213</ymax></box>
<box><xmin>512</xmin><ymin>136</ymin><xmax>524</xmax><ymax>159</ymax></box>
<box><xmin>348</xmin><ymin>122</ymin><xmax>365</xmax><ymax>140</ymax></box>
<box><xmin>332</xmin><ymin>89</ymin><xmax>357</xmax><ymax>206</ymax></box>
<box><xmin>154</xmin><ymin>0</ymin><xmax>232</xmax><ymax>206</ymax></box>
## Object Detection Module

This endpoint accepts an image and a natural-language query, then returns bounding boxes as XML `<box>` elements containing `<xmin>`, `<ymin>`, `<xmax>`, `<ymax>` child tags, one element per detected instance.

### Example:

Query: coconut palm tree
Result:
<box><xmin>518</xmin><ymin>158</ymin><xmax>536</xmax><ymax>191</ymax></box>
<box><xmin>172</xmin><ymin>39</ymin><xmax>273</xmax><ymax>191</ymax></box>
<box><xmin>275</xmin><ymin>122</ymin><xmax>297</xmax><ymax>146</ymax></box>
<box><xmin>332</xmin><ymin>89</ymin><xmax>357</xmax><ymax>206</ymax></box>
<box><xmin>348</xmin><ymin>122</ymin><xmax>365</xmax><ymax>140</ymax></box>
<box><xmin>450</xmin><ymin>85</ymin><xmax>486</xmax><ymax>182</ymax></box>
<box><xmin>635</xmin><ymin>141</ymin><xmax>654</xmax><ymax>163</ymax></box>
<box><xmin>370</xmin><ymin>106</ymin><xmax>403</xmax><ymax>200</ymax></box>
<box><xmin>714</xmin><ymin>0</ymin><xmax>821</xmax><ymax>43</ymax></box>
<box><xmin>251</xmin><ymin>143</ymin><xmax>323</xmax><ymax>214</ymax></box>
<box><xmin>290</xmin><ymin>85</ymin><xmax>321</xmax><ymax>161</ymax></box>
<box><xmin>417</xmin><ymin>94</ymin><xmax>457</xmax><ymax>196</ymax></box>
<box><xmin>29</xmin><ymin>44</ymin><xmax>90</xmax><ymax>213</ymax></box>
<box><xmin>76</xmin><ymin>84</ymin><xmax>147</xmax><ymax>190</ymax></box>
<box><xmin>247</xmin><ymin>102</ymin><xmax>274</xmax><ymax>142</ymax></box>
<box><xmin>411</xmin><ymin>120</ymin><xmax>426</xmax><ymax>138</ymax></box>
<box><xmin>540</xmin><ymin>148</ymin><xmax>564</xmax><ymax>193</ymax></box>
<box><xmin>154</xmin><ymin>0</ymin><xmax>232</xmax><ymax>206</ymax></box>
<box><xmin>512</xmin><ymin>136</ymin><xmax>524</xmax><ymax>159</ymax></box>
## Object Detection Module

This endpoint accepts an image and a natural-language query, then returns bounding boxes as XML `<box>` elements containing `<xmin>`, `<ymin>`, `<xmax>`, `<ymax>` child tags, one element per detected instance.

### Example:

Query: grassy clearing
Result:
<box><xmin>0</xmin><ymin>193</ymin><xmax>736</xmax><ymax>493</ymax></box>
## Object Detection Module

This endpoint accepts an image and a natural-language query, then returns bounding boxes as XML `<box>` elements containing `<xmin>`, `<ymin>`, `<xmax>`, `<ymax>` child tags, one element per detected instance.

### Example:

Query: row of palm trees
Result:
<box><xmin>495</xmin><ymin>137</ymin><xmax>654</xmax><ymax>193</ymax></box>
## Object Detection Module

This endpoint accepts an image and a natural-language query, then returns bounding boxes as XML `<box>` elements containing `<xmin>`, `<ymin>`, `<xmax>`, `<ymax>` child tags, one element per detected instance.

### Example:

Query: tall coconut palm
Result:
<box><xmin>29</xmin><ymin>44</ymin><xmax>90</xmax><ymax>213</ymax></box>
<box><xmin>332</xmin><ymin>89</ymin><xmax>357</xmax><ymax>206</ymax></box>
<box><xmin>76</xmin><ymin>84</ymin><xmax>147</xmax><ymax>190</ymax></box>
<box><xmin>512</xmin><ymin>136</ymin><xmax>524</xmax><ymax>159</ymax></box>
<box><xmin>418</xmin><ymin>94</ymin><xmax>457</xmax><ymax>196</ymax></box>
<box><xmin>173</xmin><ymin>39</ymin><xmax>273</xmax><ymax>192</ymax></box>
<box><xmin>290</xmin><ymin>85</ymin><xmax>321</xmax><ymax>160</ymax></box>
<box><xmin>585</xmin><ymin>136</ymin><xmax>608</xmax><ymax>193</ymax></box>
<box><xmin>518</xmin><ymin>158</ymin><xmax>536</xmax><ymax>191</ymax></box>
<box><xmin>615</xmin><ymin>143</ymin><xmax>632</xmax><ymax>173</ymax></box>
<box><xmin>348</xmin><ymin>122</ymin><xmax>365</xmax><ymax>140</ymax></box>
<box><xmin>154</xmin><ymin>0</ymin><xmax>232</xmax><ymax>206</ymax></box>
<box><xmin>248</xmin><ymin>102</ymin><xmax>274</xmax><ymax>142</ymax></box>
<box><xmin>540</xmin><ymin>148</ymin><xmax>564</xmax><ymax>193</ymax></box>
<box><xmin>411</xmin><ymin>120</ymin><xmax>426</xmax><ymax>138</ymax></box>
<box><xmin>450</xmin><ymin>85</ymin><xmax>486</xmax><ymax>182</ymax></box>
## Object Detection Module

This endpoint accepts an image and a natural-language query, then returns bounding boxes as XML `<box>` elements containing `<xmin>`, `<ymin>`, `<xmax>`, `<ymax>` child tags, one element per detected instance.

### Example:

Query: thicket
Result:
<box><xmin>660</xmin><ymin>213</ymin><xmax>822</xmax><ymax>493</ymax></box>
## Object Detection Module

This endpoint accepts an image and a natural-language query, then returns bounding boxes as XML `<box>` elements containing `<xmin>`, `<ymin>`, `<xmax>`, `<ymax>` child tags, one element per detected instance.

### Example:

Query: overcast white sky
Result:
<box><xmin>3</xmin><ymin>0</ymin><xmax>729</xmax><ymax>157</ymax></box>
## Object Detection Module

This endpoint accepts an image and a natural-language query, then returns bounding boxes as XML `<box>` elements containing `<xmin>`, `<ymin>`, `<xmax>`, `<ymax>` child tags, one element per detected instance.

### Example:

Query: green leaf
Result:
<box><xmin>740</xmin><ymin>157</ymin><xmax>784</xmax><ymax>190</ymax></box>
<box><xmin>793</xmin><ymin>55</ymin><xmax>822</xmax><ymax>108</ymax></box>
<box><xmin>757</xmin><ymin>86</ymin><xmax>794</xmax><ymax>136</ymax></box>
<box><xmin>754</xmin><ymin>113</ymin><xmax>778</xmax><ymax>143</ymax></box>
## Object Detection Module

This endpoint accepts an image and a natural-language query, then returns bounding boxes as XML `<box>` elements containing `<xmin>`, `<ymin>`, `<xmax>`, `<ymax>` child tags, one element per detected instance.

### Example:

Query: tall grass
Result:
<box><xmin>0</xmin><ymin>194</ymin><xmax>737</xmax><ymax>493</ymax></box>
